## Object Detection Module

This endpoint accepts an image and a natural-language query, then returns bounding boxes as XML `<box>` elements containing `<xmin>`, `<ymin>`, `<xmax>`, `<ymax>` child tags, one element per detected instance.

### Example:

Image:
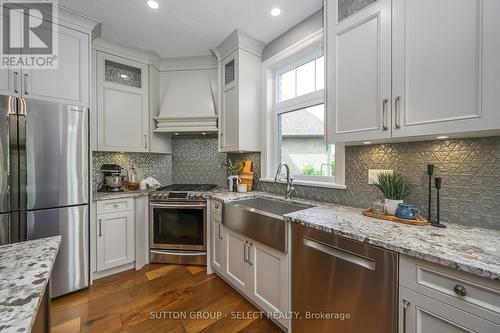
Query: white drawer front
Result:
<box><xmin>211</xmin><ymin>200</ymin><xmax>222</xmax><ymax>216</ymax></box>
<box><xmin>400</xmin><ymin>255</ymin><xmax>500</xmax><ymax>324</ymax></box>
<box><xmin>97</xmin><ymin>198</ymin><xmax>134</xmax><ymax>214</ymax></box>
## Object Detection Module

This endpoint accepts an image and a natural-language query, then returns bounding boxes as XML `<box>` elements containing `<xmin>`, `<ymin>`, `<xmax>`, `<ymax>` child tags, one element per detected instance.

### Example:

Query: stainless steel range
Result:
<box><xmin>149</xmin><ymin>184</ymin><xmax>219</xmax><ymax>265</ymax></box>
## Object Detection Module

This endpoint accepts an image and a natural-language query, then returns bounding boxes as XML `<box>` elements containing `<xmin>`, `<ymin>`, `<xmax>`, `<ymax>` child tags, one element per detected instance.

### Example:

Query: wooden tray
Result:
<box><xmin>362</xmin><ymin>208</ymin><xmax>428</xmax><ymax>226</ymax></box>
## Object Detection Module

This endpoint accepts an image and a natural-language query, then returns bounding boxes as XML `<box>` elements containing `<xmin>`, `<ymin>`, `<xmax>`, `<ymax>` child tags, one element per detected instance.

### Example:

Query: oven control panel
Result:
<box><xmin>150</xmin><ymin>191</ymin><xmax>207</xmax><ymax>201</ymax></box>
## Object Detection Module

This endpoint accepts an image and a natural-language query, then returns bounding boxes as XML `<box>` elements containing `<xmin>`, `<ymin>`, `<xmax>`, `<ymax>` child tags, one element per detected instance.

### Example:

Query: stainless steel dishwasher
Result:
<box><xmin>292</xmin><ymin>223</ymin><xmax>398</xmax><ymax>333</ymax></box>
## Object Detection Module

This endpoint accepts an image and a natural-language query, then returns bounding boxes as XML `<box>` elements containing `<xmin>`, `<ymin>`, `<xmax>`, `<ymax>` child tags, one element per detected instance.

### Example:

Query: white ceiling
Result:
<box><xmin>60</xmin><ymin>0</ymin><xmax>323</xmax><ymax>58</ymax></box>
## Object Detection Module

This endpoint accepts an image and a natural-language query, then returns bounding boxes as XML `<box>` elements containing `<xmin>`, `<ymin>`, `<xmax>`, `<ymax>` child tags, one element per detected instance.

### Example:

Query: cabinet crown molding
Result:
<box><xmin>93</xmin><ymin>38</ymin><xmax>161</xmax><ymax>68</ymax></box>
<box><xmin>216</xmin><ymin>29</ymin><xmax>265</xmax><ymax>60</ymax></box>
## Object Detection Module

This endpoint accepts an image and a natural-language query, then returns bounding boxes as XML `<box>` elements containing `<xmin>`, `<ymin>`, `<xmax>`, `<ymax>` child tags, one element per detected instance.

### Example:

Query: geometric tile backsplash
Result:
<box><xmin>91</xmin><ymin>151</ymin><xmax>172</xmax><ymax>191</ymax></box>
<box><xmin>256</xmin><ymin>137</ymin><xmax>500</xmax><ymax>230</ymax></box>
<box><xmin>92</xmin><ymin>136</ymin><xmax>499</xmax><ymax>230</ymax></box>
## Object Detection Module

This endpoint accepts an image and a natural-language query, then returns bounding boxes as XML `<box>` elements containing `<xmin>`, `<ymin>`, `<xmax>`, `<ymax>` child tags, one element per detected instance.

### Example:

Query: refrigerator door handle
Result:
<box><xmin>7</xmin><ymin>97</ymin><xmax>19</xmax><ymax>212</ymax></box>
<box><xmin>17</xmin><ymin>98</ymin><xmax>27</xmax><ymax>211</ymax></box>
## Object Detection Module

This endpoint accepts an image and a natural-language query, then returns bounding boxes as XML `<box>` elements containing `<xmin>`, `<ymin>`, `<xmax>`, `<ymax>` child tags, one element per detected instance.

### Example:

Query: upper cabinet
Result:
<box><xmin>327</xmin><ymin>0</ymin><xmax>500</xmax><ymax>144</ymax></box>
<box><xmin>216</xmin><ymin>30</ymin><xmax>265</xmax><ymax>152</ymax></box>
<box><xmin>96</xmin><ymin>52</ymin><xmax>150</xmax><ymax>152</ymax></box>
<box><xmin>0</xmin><ymin>12</ymin><xmax>90</xmax><ymax>107</ymax></box>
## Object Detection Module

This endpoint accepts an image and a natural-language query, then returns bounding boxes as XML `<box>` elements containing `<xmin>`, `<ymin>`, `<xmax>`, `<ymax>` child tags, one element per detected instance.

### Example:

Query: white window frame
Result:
<box><xmin>260</xmin><ymin>30</ymin><xmax>346</xmax><ymax>189</ymax></box>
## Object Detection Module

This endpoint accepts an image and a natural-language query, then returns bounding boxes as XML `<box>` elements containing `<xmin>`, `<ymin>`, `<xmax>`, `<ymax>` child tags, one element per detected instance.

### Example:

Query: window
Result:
<box><xmin>275</xmin><ymin>54</ymin><xmax>336</xmax><ymax>182</ymax></box>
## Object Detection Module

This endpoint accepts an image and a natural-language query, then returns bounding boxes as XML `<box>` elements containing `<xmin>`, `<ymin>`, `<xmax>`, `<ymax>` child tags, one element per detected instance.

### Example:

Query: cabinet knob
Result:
<box><xmin>453</xmin><ymin>284</ymin><xmax>467</xmax><ymax>297</ymax></box>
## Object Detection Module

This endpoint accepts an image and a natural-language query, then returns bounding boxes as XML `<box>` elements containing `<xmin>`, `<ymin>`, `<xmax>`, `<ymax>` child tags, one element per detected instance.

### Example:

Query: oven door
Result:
<box><xmin>150</xmin><ymin>202</ymin><xmax>207</xmax><ymax>251</ymax></box>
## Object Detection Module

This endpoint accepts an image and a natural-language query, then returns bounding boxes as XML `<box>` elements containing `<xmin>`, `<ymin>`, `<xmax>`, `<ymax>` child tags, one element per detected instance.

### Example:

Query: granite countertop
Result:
<box><xmin>209</xmin><ymin>191</ymin><xmax>500</xmax><ymax>281</ymax></box>
<box><xmin>92</xmin><ymin>189</ymin><xmax>152</xmax><ymax>201</ymax></box>
<box><xmin>0</xmin><ymin>236</ymin><xmax>61</xmax><ymax>333</ymax></box>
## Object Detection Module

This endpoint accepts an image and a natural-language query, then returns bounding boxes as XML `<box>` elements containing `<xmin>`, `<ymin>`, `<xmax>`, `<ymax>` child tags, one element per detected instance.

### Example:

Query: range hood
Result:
<box><xmin>154</xmin><ymin>66</ymin><xmax>218</xmax><ymax>134</ymax></box>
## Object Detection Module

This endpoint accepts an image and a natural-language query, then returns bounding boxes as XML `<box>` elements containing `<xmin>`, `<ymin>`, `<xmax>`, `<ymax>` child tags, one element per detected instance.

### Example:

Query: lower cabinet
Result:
<box><xmin>399</xmin><ymin>255</ymin><xmax>500</xmax><ymax>333</ymax></box>
<box><xmin>400</xmin><ymin>287</ymin><xmax>499</xmax><ymax>333</ymax></box>
<box><xmin>96</xmin><ymin>198</ymin><xmax>136</xmax><ymax>272</ymax></box>
<box><xmin>218</xmin><ymin>226</ymin><xmax>290</xmax><ymax>329</ymax></box>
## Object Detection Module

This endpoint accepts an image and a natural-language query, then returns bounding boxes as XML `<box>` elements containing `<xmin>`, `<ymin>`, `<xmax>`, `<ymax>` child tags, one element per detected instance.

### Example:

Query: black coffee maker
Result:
<box><xmin>98</xmin><ymin>164</ymin><xmax>124</xmax><ymax>192</ymax></box>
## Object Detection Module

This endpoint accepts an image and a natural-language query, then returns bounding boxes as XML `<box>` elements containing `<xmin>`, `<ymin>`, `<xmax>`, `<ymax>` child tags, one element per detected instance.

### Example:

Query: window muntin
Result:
<box><xmin>278</xmin><ymin>56</ymin><xmax>325</xmax><ymax>102</ymax></box>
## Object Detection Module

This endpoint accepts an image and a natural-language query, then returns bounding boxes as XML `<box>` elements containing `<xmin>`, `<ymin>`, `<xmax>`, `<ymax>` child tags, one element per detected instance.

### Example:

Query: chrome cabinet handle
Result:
<box><xmin>23</xmin><ymin>73</ymin><xmax>29</xmax><ymax>95</ymax></box>
<box><xmin>248</xmin><ymin>243</ymin><xmax>253</xmax><ymax>266</ymax></box>
<box><xmin>402</xmin><ymin>299</ymin><xmax>410</xmax><ymax>333</ymax></box>
<box><xmin>113</xmin><ymin>204</ymin><xmax>119</xmax><ymax>208</ymax></box>
<box><xmin>220</xmin><ymin>132</ymin><xmax>224</xmax><ymax>148</ymax></box>
<box><xmin>382</xmin><ymin>99</ymin><xmax>388</xmax><ymax>131</ymax></box>
<box><xmin>98</xmin><ymin>219</ymin><xmax>102</xmax><ymax>237</ymax></box>
<box><xmin>243</xmin><ymin>241</ymin><xmax>248</xmax><ymax>262</ymax></box>
<box><xmin>453</xmin><ymin>284</ymin><xmax>467</xmax><ymax>297</ymax></box>
<box><xmin>394</xmin><ymin>96</ymin><xmax>401</xmax><ymax>129</ymax></box>
<box><xmin>13</xmin><ymin>72</ymin><xmax>19</xmax><ymax>93</ymax></box>
<box><xmin>144</xmin><ymin>134</ymin><xmax>148</xmax><ymax>149</ymax></box>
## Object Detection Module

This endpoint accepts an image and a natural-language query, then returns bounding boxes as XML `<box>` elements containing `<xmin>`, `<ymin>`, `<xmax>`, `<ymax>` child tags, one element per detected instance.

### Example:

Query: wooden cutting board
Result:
<box><xmin>239</xmin><ymin>160</ymin><xmax>254</xmax><ymax>191</ymax></box>
<box><xmin>362</xmin><ymin>208</ymin><xmax>428</xmax><ymax>226</ymax></box>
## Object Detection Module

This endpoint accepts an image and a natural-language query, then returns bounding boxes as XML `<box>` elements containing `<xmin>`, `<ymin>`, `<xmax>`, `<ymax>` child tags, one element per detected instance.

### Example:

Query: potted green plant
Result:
<box><xmin>374</xmin><ymin>173</ymin><xmax>412</xmax><ymax>215</ymax></box>
<box><xmin>225</xmin><ymin>158</ymin><xmax>244</xmax><ymax>191</ymax></box>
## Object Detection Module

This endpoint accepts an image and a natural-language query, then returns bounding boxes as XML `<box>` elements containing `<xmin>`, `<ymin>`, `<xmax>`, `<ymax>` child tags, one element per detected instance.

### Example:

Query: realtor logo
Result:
<box><xmin>1</xmin><ymin>0</ymin><xmax>58</xmax><ymax>69</ymax></box>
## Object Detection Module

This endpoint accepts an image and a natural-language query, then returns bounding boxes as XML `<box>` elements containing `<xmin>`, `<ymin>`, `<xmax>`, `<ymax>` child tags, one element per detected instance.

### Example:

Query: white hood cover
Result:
<box><xmin>155</xmin><ymin>69</ymin><xmax>218</xmax><ymax>133</ymax></box>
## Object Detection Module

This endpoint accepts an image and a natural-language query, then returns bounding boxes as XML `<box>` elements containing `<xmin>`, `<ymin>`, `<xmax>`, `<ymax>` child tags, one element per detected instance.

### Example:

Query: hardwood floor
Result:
<box><xmin>51</xmin><ymin>264</ymin><xmax>283</xmax><ymax>333</ymax></box>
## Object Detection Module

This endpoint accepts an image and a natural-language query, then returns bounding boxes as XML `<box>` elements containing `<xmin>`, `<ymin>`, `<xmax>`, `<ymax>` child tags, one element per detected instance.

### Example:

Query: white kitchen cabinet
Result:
<box><xmin>96</xmin><ymin>210</ymin><xmax>135</xmax><ymax>271</ymax></box>
<box><xmin>392</xmin><ymin>0</ymin><xmax>500</xmax><ymax>138</ymax></box>
<box><xmin>217</xmin><ymin>30</ymin><xmax>264</xmax><ymax>152</ymax></box>
<box><xmin>248</xmin><ymin>241</ymin><xmax>289</xmax><ymax>328</ymax></box>
<box><xmin>224</xmin><ymin>229</ymin><xmax>251</xmax><ymax>291</ymax></box>
<box><xmin>326</xmin><ymin>0</ymin><xmax>392</xmax><ymax>143</ymax></box>
<box><xmin>0</xmin><ymin>18</ymin><xmax>89</xmax><ymax>106</ymax></box>
<box><xmin>399</xmin><ymin>287</ymin><xmax>499</xmax><ymax>333</ymax></box>
<box><xmin>219</xmin><ymin>225</ymin><xmax>290</xmax><ymax>329</ymax></box>
<box><xmin>210</xmin><ymin>212</ymin><xmax>225</xmax><ymax>273</ymax></box>
<box><xmin>24</xmin><ymin>24</ymin><xmax>89</xmax><ymax>106</ymax></box>
<box><xmin>96</xmin><ymin>52</ymin><xmax>149</xmax><ymax>152</ymax></box>
<box><xmin>0</xmin><ymin>69</ymin><xmax>18</xmax><ymax>96</ymax></box>
<box><xmin>399</xmin><ymin>255</ymin><xmax>500</xmax><ymax>333</ymax></box>
<box><xmin>327</xmin><ymin>0</ymin><xmax>500</xmax><ymax>144</ymax></box>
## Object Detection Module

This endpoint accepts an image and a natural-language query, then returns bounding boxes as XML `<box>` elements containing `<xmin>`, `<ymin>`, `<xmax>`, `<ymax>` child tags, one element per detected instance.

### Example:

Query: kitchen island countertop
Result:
<box><xmin>0</xmin><ymin>236</ymin><xmax>61</xmax><ymax>333</ymax></box>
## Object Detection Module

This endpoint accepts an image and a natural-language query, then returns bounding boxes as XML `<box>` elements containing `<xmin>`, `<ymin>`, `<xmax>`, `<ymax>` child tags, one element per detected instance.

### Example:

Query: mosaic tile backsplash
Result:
<box><xmin>92</xmin><ymin>152</ymin><xmax>172</xmax><ymax>191</ymax></box>
<box><xmin>256</xmin><ymin>137</ymin><xmax>500</xmax><ymax>230</ymax></box>
<box><xmin>171</xmin><ymin>137</ymin><xmax>228</xmax><ymax>187</ymax></box>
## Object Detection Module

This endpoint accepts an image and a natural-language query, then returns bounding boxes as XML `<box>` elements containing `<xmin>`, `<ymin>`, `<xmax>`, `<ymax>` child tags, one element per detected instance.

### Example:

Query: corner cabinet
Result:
<box><xmin>96</xmin><ymin>52</ymin><xmax>150</xmax><ymax>152</ymax></box>
<box><xmin>327</xmin><ymin>0</ymin><xmax>500</xmax><ymax>144</ymax></box>
<box><xmin>217</xmin><ymin>30</ymin><xmax>264</xmax><ymax>152</ymax></box>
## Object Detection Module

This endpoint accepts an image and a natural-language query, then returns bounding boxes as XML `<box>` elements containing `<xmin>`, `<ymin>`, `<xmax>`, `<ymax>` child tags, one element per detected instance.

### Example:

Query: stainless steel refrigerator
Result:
<box><xmin>0</xmin><ymin>95</ymin><xmax>89</xmax><ymax>298</ymax></box>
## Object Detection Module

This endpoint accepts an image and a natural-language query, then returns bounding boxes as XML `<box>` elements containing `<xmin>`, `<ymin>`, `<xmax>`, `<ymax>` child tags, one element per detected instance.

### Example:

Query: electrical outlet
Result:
<box><xmin>368</xmin><ymin>169</ymin><xmax>393</xmax><ymax>184</ymax></box>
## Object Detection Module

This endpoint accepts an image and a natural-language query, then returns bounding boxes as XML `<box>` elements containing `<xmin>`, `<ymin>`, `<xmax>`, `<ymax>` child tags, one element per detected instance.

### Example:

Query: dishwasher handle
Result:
<box><xmin>303</xmin><ymin>237</ymin><xmax>376</xmax><ymax>271</ymax></box>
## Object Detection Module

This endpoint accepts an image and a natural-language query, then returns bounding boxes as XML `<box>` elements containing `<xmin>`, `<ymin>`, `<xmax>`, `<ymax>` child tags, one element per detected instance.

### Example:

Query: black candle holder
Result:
<box><xmin>427</xmin><ymin>164</ymin><xmax>434</xmax><ymax>221</ymax></box>
<box><xmin>431</xmin><ymin>177</ymin><xmax>446</xmax><ymax>228</ymax></box>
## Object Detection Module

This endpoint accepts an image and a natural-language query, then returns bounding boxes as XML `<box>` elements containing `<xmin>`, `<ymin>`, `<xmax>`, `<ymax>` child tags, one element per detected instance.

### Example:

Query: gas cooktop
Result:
<box><xmin>151</xmin><ymin>184</ymin><xmax>219</xmax><ymax>201</ymax></box>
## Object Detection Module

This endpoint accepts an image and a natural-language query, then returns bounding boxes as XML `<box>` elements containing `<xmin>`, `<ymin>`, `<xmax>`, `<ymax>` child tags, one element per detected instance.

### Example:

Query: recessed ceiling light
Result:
<box><xmin>436</xmin><ymin>135</ymin><xmax>448</xmax><ymax>140</ymax></box>
<box><xmin>147</xmin><ymin>0</ymin><xmax>159</xmax><ymax>10</ymax></box>
<box><xmin>363</xmin><ymin>141</ymin><xmax>372</xmax><ymax>145</ymax></box>
<box><xmin>201</xmin><ymin>132</ymin><xmax>207</xmax><ymax>135</ymax></box>
<box><xmin>270</xmin><ymin>8</ymin><xmax>281</xmax><ymax>16</ymax></box>
<box><xmin>174</xmin><ymin>133</ymin><xmax>179</xmax><ymax>136</ymax></box>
